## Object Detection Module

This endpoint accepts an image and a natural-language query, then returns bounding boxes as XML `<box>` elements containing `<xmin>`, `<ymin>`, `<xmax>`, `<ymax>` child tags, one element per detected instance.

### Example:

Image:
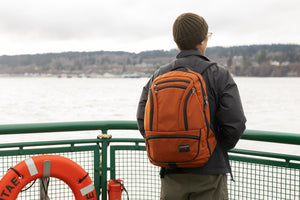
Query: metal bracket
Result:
<box><xmin>40</xmin><ymin>160</ymin><xmax>51</xmax><ymax>200</ymax></box>
<box><xmin>97</xmin><ymin>134</ymin><xmax>112</xmax><ymax>139</ymax></box>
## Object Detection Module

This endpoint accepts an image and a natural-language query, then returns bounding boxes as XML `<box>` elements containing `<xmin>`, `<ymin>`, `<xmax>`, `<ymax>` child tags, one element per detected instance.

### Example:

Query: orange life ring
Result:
<box><xmin>0</xmin><ymin>155</ymin><xmax>96</xmax><ymax>200</ymax></box>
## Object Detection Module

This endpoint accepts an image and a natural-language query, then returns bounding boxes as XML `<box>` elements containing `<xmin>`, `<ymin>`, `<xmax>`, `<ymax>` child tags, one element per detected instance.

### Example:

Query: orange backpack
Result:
<box><xmin>144</xmin><ymin>67</ymin><xmax>217</xmax><ymax>168</ymax></box>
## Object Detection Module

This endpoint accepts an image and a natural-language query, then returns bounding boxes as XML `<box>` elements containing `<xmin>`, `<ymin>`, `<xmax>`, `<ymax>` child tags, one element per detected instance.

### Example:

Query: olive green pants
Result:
<box><xmin>160</xmin><ymin>174</ymin><xmax>228</xmax><ymax>200</ymax></box>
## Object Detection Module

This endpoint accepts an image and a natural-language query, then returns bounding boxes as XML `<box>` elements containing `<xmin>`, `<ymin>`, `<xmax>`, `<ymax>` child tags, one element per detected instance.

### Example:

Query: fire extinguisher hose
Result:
<box><xmin>115</xmin><ymin>180</ymin><xmax>129</xmax><ymax>200</ymax></box>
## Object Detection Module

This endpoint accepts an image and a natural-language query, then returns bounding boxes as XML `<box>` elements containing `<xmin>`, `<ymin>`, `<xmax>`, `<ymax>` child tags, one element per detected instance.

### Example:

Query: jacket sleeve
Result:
<box><xmin>215</xmin><ymin>68</ymin><xmax>246</xmax><ymax>150</ymax></box>
<box><xmin>136</xmin><ymin>77</ymin><xmax>153</xmax><ymax>138</ymax></box>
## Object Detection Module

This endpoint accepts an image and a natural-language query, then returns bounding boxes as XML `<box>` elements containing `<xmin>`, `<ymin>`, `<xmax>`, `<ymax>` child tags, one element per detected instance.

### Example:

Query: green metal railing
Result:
<box><xmin>0</xmin><ymin>121</ymin><xmax>299</xmax><ymax>199</ymax></box>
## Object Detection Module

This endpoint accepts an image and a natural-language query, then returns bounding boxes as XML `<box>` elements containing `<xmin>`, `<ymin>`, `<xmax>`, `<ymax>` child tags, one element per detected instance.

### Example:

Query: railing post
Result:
<box><xmin>101</xmin><ymin>140</ymin><xmax>109</xmax><ymax>200</ymax></box>
<box><xmin>110</xmin><ymin>147</ymin><xmax>116</xmax><ymax>180</ymax></box>
<box><xmin>98</xmin><ymin>129</ymin><xmax>110</xmax><ymax>200</ymax></box>
<box><xmin>94</xmin><ymin>142</ymin><xmax>101</xmax><ymax>200</ymax></box>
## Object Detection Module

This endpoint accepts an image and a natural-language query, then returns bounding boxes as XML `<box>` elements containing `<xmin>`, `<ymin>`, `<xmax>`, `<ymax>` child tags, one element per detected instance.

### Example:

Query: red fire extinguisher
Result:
<box><xmin>107</xmin><ymin>179</ymin><xmax>125</xmax><ymax>200</ymax></box>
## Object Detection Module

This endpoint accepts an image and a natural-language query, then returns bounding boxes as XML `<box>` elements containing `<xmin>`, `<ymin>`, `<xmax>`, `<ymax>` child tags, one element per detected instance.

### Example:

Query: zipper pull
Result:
<box><xmin>204</xmin><ymin>96</ymin><xmax>208</xmax><ymax>105</ymax></box>
<box><xmin>203</xmin><ymin>96</ymin><xmax>208</xmax><ymax>111</ymax></box>
<box><xmin>192</xmin><ymin>87</ymin><xmax>195</xmax><ymax>94</ymax></box>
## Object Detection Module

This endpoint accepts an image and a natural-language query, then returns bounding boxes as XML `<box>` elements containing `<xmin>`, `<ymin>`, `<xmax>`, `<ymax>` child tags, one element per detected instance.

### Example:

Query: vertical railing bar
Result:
<box><xmin>101</xmin><ymin>140</ymin><xmax>109</xmax><ymax>200</ymax></box>
<box><xmin>110</xmin><ymin>146</ymin><xmax>116</xmax><ymax>180</ymax></box>
<box><xmin>100</xmin><ymin>129</ymin><xmax>108</xmax><ymax>200</ymax></box>
<box><xmin>94</xmin><ymin>142</ymin><xmax>101</xmax><ymax>200</ymax></box>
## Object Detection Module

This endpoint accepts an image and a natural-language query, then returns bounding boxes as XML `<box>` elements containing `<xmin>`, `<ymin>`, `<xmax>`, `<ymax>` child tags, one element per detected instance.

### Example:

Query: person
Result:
<box><xmin>136</xmin><ymin>12</ymin><xmax>246</xmax><ymax>200</ymax></box>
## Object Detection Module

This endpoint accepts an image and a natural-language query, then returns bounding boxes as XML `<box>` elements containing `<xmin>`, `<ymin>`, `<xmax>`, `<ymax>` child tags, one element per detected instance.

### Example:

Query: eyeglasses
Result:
<box><xmin>208</xmin><ymin>32</ymin><xmax>213</xmax><ymax>39</ymax></box>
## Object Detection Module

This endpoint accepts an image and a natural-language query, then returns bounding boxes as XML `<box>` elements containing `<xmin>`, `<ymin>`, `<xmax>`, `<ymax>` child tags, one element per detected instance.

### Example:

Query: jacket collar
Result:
<box><xmin>176</xmin><ymin>50</ymin><xmax>210</xmax><ymax>61</ymax></box>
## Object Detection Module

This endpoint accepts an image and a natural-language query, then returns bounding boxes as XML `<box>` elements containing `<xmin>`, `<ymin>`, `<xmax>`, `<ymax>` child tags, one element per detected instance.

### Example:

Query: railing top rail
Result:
<box><xmin>0</xmin><ymin>121</ymin><xmax>299</xmax><ymax>145</ymax></box>
<box><xmin>0</xmin><ymin>138</ymin><xmax>145</xmax><ymax>149</ymax></box>
<box><xmin>0</xmin><ymin>120</ymin><xmax>138</xmax><ymax>134</ymax></box>
<box><xmin>243</xmin><ymin>129</ymin><xmax>300</xmax><ymax>145</ymax></box>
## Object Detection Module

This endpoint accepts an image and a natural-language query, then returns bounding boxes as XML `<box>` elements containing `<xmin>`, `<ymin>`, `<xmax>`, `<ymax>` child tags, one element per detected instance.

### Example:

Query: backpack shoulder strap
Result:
<box><xmin>171</xmin><ymin>59</ymin><xmax>216</xmax><ymax>75</ymax></box>
<box><xmin>171</xmin><ymin>66</ymin><xmax>189</xmax><ymax>72</ymax></box>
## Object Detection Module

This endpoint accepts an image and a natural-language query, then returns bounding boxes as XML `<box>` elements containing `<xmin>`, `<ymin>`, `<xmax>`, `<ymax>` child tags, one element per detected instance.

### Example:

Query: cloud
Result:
<box><xmin>0</xmin><ymin>0</ymin><xmax>299</xmax><ymax>55</ymax></box>
<box><xmin>207</xmin><ymin>0</ymin><xmax>300</xmax><ymax>46</ymax></box>
<box><xmin>0</xmin><ymin>0</ymin><xmax>172</xmax><ymax>40</ymax></box>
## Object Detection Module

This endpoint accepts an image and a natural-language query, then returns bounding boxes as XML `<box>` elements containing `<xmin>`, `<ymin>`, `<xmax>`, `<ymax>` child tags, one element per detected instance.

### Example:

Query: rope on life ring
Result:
<box><xmin>0</xmin><ymin>155</ymin><xmax>96</xmax><ymax>200</ymax></box>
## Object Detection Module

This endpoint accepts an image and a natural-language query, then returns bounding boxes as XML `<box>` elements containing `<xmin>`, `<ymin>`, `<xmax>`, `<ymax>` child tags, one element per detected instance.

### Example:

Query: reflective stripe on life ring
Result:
<box><xmin>0</xmin><ymin>155</ymin><xmax>96</xmax><ymax>200</ymax></box>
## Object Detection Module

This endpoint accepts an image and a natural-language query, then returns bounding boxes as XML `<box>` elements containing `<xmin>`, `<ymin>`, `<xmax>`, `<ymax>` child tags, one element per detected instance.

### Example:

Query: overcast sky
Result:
<box><xmin>0</xmin><ymin>0</ymin><xmax>299</xmax><ymax>56</ymax></box>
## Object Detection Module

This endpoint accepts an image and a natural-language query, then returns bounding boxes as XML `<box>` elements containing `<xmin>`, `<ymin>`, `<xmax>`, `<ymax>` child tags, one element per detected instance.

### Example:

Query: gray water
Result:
<box><xmin>0</xmin><ymin>77</ymin><xmax>299</xmax><ymax>155</ymax></box>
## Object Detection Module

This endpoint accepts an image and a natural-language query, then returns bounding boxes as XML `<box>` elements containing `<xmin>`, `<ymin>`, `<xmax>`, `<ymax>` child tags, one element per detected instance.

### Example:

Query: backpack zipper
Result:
<box><xmin>149</xmin><ymin>88</ymin><xmax>154</xmax><ymax>131</ymax></box>
<box><xmin>146</xmin><ymin>134</ymin><xmax>200</xmax><ymax>141</ymax></box>
<box><xmin>154</xmin><ymin>85</ymin><xmax>187</xmax><ymax>94</ymax></box>
<box><xmin>184</xmin><ymin>87</ymin><xmax>194</xmax><ymax>131</ymax></box>
<box><xmin>154</xmin><ymin>79</ymin><xmax>190</xmax><ymax>87</ymax></box>
<box><xmin>187</xmin><ymin>71</ymin><xmax>211</xmax><ymax>156</ymax></box>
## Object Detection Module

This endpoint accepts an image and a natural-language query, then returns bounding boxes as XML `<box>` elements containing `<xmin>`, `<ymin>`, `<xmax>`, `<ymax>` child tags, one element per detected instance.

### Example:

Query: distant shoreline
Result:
<box><xmin>1</xmin><ymin>74</ymin><xmax>300</xmax><ymax>78</ymax></box>
<box><xmin>0</xmin><ymin>73</ymin><xmax>147</xmax><ymax>79</ymax></box>
<box><xmin>1</xmin><ymin>44</ymin><xmax>299</xmax><ymax>77</ymax></box>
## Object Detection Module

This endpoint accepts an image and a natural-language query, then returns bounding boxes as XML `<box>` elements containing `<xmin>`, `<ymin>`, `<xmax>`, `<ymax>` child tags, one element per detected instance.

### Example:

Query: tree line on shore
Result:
<box><xmin>0</xmin><ymin>44</ymin><xmax>299</xmax><ymax>77</ymax></box>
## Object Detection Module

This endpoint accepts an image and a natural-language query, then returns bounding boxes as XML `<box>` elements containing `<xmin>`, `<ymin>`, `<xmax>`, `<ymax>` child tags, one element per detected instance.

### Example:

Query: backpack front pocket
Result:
<box><xmin>151</xmin><ymin>79</ymin><xmax>192</xmax><ymax>131</ymax></box>
<box><xmin>146</xmin><ymin>130</ymin><xmax>201</xmax><ymax>164</ymax></box>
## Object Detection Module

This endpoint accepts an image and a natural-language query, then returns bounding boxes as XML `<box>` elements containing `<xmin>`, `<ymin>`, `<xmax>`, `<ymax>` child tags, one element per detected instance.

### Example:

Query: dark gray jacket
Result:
<box><xmin>136</xmin><ymin>50</ymin><xmax>246</xmax><ymax>175</ymax></box>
